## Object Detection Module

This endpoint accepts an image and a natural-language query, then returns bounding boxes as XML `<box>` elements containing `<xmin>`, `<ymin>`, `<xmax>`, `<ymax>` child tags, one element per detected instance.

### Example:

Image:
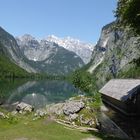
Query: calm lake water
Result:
<box><xmin>0</xmin><ymin>80</ymin><xmax>83</xmax><ymax>110</ymax></box>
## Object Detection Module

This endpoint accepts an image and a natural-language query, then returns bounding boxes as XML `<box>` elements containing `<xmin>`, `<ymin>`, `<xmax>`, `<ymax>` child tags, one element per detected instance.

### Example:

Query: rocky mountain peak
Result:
<box><xmin>46</xmin><ymin>35</ymin><xmax>94</xmax><ymax>64</ymax></box>
<box><xmin>17</xmin><ymin>34</ymin><xmax>36</xmax><ymax>42</ymax></box>
<box><xmin>16</xmin><ymin>34</ymin><xmax>40</xmax><ymax>49</ymax></box>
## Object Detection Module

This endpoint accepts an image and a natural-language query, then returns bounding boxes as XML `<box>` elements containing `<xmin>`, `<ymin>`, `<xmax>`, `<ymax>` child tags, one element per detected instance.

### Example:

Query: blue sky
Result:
<box><xmin>0</xmin><ymin>0</ymin><xmax>117</xmax><ymax>43</ymax></box>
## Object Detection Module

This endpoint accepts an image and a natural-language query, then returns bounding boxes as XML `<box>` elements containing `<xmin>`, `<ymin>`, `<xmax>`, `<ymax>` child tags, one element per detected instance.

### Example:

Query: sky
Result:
<box><xmin>0</xmin><ymin>0</ymin><xmax>117</xmax><ymax>43</ymax></box>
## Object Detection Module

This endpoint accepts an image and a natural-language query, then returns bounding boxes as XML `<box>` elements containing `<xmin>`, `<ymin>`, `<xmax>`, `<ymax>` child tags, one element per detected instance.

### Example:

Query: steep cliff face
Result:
<box><xmin>0</xmin><ymin>27</ymin><xmax>36</xmax><ymax>73</ymax></box>
<box><xmin>88</xmin><ymin>22</ymin><xmax>140</xmax><ymax>88</ymax></box>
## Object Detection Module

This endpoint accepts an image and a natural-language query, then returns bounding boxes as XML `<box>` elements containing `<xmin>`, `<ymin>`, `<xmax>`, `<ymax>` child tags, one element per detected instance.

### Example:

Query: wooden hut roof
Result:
<box><xmin>99</xmin><ymin>79</ymin><xmax>140</xmax><ymax>101</ymax></box>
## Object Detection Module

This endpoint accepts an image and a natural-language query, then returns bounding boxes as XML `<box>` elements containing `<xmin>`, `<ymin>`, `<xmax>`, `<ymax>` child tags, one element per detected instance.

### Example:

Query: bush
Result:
<box><xmin>70</xmin><ymin>70</ymin><xmax>96</xmax><ymax>94</ymax></box>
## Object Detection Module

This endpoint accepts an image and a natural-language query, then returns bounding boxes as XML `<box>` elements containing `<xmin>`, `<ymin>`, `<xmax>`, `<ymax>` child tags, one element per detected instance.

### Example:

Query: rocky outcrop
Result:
<box><xmin>69</xmin><ymin>113</ymin><xmax>79</xmax><ymax>121</ymax></box>
<box><xmin>63</xmin><ymin>101</ymin><xmax>85</xmax><ymax>115</ymax></box>
<box><xmin>46</xmin><ymin>100</ymin><xmax>85</xmax><ymax>116</ymax></box>
<box><xmin>88</xmin><ymin>22</ymin><xmax>140</xmax><ymax>88</ymax></box>
<box><xmin>45</xmin><ymin>97</ymin><xmax>98</xmax><ymax>128</ymax></box>
<box><xmin>34</xmin><ymin>109</ymin><xmax>47</xmax><ymax>117</ymax></box>
<box><xmin>46</xmin><ymin>103</ymin><xmax>64</xmax><ymax>115</ymax></box>
<box><xmin>16</xmin><ymin>102</ymin><xmax>34</xmax><ymax>113</ymax></box>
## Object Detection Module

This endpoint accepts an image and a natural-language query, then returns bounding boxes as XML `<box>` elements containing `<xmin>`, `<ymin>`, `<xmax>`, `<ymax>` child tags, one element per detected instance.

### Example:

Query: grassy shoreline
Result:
<box><xmin>0</xmin><ymin>112</ymin><xmax>93</xmax><ymax>140</ymax></box>
<box><xmin>0</xmin><ymin>94</ymin><xmax>124</xmax><ymax>140</ymax></box>
<box><xmin>0</xmin><ymin>111</ymin><xmax>123</xmax><ymax>140</ymax></box>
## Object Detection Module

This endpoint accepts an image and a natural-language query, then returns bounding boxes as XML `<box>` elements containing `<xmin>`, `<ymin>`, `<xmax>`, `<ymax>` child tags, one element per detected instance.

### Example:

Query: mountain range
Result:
<box><xmin>46</xmin><ymin>35</ymin><xmax>94</xmax><ymax>64</ymax></box>
<box><xmin>16</xmin><ymin>34</ymin><xmax>93</xmax><ymax>64</ymax></box>
<box><xmin>0</xmin><ymin>26</ymin><xmax>94</xmax><ymax>76</ymax></box>
<box><xmin>16</xmin><ymin>34</ymin><xmax>86</xmax><ymax>75</ymax></box>
<box><xmin>1</xmin><ymin>19</ymin><xmax>139</xmax><ymax>80</ymax></box>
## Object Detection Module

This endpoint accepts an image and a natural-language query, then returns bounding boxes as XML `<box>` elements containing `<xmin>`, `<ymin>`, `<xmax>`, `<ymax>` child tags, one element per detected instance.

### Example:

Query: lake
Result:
<box><xmin>0</xmin><ymin>80</ymin><xmax>83</xmax><ymax>110</ymax></box>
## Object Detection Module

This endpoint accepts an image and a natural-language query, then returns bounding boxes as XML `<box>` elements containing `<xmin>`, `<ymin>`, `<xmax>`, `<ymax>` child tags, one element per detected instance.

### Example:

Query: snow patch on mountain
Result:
<box><xmin>46</xmin><ymin>35</ymin><xmax>94</xmax><ymax>64</ymax></box>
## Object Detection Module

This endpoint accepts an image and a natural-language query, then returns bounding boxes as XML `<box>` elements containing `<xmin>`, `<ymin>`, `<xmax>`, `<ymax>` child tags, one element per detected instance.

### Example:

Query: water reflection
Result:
<box><xmin>22</xmin><ymin>93</ymin><xmax>47</xmax><ymax>108</ymax></box>
<box><xmin>104</xmin><ymin>104</ymin><xmax>140</xmax><ymax>139</ymax></box>
<box><xmin>1</xmin><ymin>80</ymin><xmax>82</xmax><ymax>109</ymax></box>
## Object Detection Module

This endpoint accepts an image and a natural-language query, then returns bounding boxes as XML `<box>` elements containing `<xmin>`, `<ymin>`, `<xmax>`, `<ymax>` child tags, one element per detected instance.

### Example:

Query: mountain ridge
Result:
<box><xmin>0</xmin><ymin>26</ymin><xmax>37</xmax><ymax>73</ymax></box>
<box><xmin>0</xmin><ymin>26</ymin><xmax>85</xmax><ymax>75</ymax></box>
<box><xmin>16</xmin><ymin>34</ymin><xmax>85</xmax><ymax>75</ymax></box>
<box><xmin>46</xmin><ymin>35</ymin><xmax>94</xmax><ymax>64</ymax></box>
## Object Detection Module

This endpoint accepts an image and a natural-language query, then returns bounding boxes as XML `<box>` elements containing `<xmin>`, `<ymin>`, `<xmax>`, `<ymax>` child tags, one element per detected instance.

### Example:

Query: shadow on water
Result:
<box><xmin>104</xmin><ymin>104</ymin><xmax>140</xmax><ymax>140</ymax></box>
<box><xmin>0</xmin><ymin>79</ymin><xmax>83</xmax><ymax>110</ymax></box>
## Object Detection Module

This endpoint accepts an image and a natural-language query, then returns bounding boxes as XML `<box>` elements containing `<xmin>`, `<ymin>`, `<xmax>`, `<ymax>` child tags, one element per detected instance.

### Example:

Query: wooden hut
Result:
<box><xmin>99</xmin><ymin>79</ymin><xmax>140</xmax><ymax>116</ymax></box>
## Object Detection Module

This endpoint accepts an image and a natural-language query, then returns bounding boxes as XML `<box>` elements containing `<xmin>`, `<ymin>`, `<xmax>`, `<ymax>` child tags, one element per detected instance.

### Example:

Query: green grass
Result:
<box><xmin>0</xmin><ymin>115</ymin><xmax>124</xmax><ymax>140</ymax></box>
<box><xmin>0</xmin><ymin>115</ymin><xmax>93</xmax><ymax>140</ymax></box>
<box><xmin>0</xmin><ymin>112</ymin><xmax>124</xmax><ymax>140</ymax></box>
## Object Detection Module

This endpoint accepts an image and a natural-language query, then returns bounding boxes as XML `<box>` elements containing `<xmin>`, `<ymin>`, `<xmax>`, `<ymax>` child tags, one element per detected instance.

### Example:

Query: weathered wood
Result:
<box><xmin>99</xmin><ymin>79</ymin><xmax>140</xmax><ymax>116</ymax></box>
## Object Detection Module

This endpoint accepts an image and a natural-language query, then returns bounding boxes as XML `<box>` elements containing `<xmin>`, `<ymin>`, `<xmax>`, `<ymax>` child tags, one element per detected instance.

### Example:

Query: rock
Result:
<box><xmin>89</xmin><ymin>120</ymin><xmax>95</xmax><ymax>126</ymax></box>
<box><xmin>0</xmin><ymin>112</ymin><xmax>5</xmax><ymax>118</ymax></box>
<box><xmin>35</xmin><ymin>109</ymin><xmax>47</xmax><ymax>117</ymax></box>
<box><xmin>46</xmin><ymin>103</ymin><xmax>64</xmax><ymax>115</ymax></box>
<box><xmin>24</xmin><ymin>105</ymin><xmax>33</xmax><ymax>112</ymax></box>
<box><xmin>82</xmin><ymin>119</ymin><xmax>92</xmax><ymax>125</ymax></box>
<box><xmin>19</xmin><ymin>110</ymin><xmax>23</xmax><ymax>114</ymax></box>
<box><xmin>84</xmin><ymin>119</ymin><xmax>95</xmax><ymax>126</ymax></box>
<box><xmin>79</xmin><ymin>114</ymin><xmax>96</xmax><ymax>127</ymax></box>
<box><xmin>69</xmin><ymin>113</ymin><xmax>78</xmax><ymax>121</ymax></box>
<box><xmin>72</xmin><ymin>121</ymin><xmax>75</xmax><ymax>125</ymax></box>
<box><xmin>63</xmin><ymin>101</ymin><xmax>85</xmax><ymax>115</ymax></box>
<box><xmin>16</xmin><ymin>102</ymin><xmax>34</xmax><ymax>113</ymax></box>
<box><xmin>88</xmin><ymin>21</ymin><xmax>140</xmax><ymax>87</ymax></box>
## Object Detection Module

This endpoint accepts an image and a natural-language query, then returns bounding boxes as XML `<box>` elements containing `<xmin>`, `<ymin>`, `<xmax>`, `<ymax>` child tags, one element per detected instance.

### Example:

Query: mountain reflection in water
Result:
<box><xmin>1</xmin><ymin>80</ymin><xmax>82</xmax><ymax>109</ymax></box>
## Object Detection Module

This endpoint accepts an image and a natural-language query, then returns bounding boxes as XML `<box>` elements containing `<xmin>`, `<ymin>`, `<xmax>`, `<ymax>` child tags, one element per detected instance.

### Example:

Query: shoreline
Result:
<box><xmin>0</xmin><ymin>95</ymin><xmax>129</xmax><ymax>140</ymax></box>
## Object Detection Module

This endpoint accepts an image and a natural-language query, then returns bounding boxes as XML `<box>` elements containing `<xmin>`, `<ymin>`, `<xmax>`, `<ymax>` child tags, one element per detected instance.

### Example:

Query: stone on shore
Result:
<box><xmin>35</xmin><ymin>109</ymin><xmax>47</xmax><ymax>117</ymax></box>
<box><xmin>63</xmin><ymin>101</ymin><xmax>85</xmax><ymax>115</ymax></box>
<box><xmin>16</xmin><ymin>102</ymin><xmax>34</xmax><ymax>113</ymax></box>
<box><xmin>46</xmin><ymin>103</ymin><xmax>64</xmax><ymax>115</ymax></box>
<box><xmin>69</xmin><ymin>113</ymin><xmax>79</xmax><ymax>121</ymax></box>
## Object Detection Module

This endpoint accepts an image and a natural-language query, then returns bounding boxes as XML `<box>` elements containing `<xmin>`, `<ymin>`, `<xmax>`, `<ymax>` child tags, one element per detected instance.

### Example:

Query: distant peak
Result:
<box><xmin>18</xmin><ymin>34</ymin><xmax>36</xmax><ymax>41</ymax></box>
<box><xmin>47</xmin><ymin>35</ymin><xmax>58</xmax><ymax>40</ymax></box>
<box><xmin>46</xmin><ymin>35</ymin><xmax>93</xmax><ymax>45</ymax></box>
